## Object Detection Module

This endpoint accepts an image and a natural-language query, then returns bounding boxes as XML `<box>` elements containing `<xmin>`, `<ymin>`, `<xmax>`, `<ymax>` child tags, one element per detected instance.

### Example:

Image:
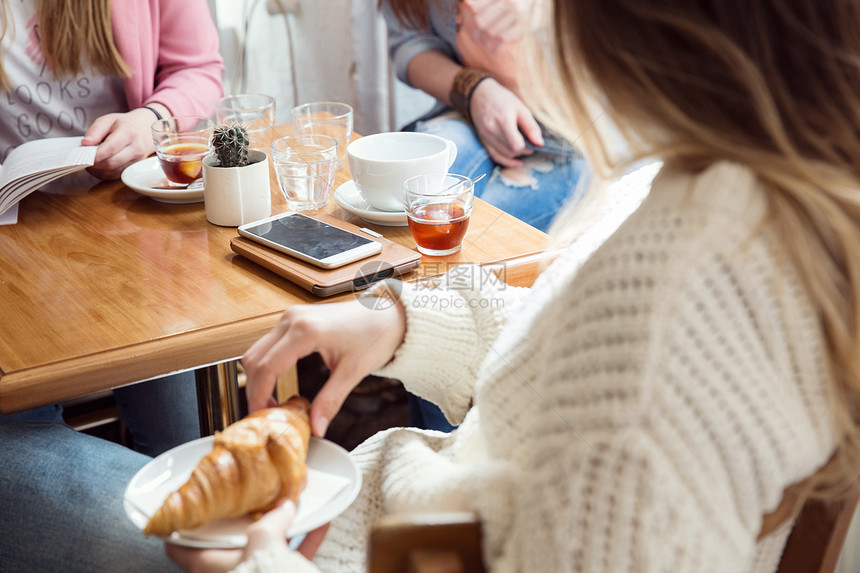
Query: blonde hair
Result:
<box><xmin>526</xmin><ymin>1</ymin><xmax>860</xmax><ymax>500</ymax></box>
<box><xmin>0</xmin><ymin>0</ymin><xmax>129</xmax><ymax>89</ymax></box>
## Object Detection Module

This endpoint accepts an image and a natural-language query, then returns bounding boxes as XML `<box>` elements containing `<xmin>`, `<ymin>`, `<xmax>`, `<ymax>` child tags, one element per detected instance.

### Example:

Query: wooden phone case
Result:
<box><xmin>230</xmin><ymin>214</ymin><xmax>421</xmax><ymax>297</ymax></box>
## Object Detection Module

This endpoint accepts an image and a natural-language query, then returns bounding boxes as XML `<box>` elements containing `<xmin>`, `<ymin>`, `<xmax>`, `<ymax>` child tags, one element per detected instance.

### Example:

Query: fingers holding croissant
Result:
<box><xmin>144</xmin><ymin>396</ymin><xmax>311</xmax><ymax>538</ymax></box>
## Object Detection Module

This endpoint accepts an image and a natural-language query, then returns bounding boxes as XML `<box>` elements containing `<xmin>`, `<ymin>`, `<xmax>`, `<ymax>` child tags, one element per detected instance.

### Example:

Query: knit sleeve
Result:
<box><xmin>229</xmin><ymin>546</ymin><xmax>320</xmax><ymax>573</ymax></box>
<box><xmin>373</xmin><ymin>267</ymin><xmax>528</xmax><ymax>425</ymax></box>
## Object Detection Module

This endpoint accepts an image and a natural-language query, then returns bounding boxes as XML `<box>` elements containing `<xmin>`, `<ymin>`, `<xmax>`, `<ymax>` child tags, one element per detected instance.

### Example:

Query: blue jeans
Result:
<box><xmin>0</xmin><ymin>373</ymin><xmax>198</xmax><ymax>570</ymax></box>
<box><xmin>112</xmin><ymin>371</ymin><xmax>201</xmax><ymax>456</ymax></box>
<box><xmin>410</xmin><ymin>110</ymin><xmax>585</xmax><ymax>233</ymax></box>
<box><xmin>0</xmin><ymin>421</ymin><xmax>179</xmax><ymax>572</ymax></box>
<box><xmin>407</xmin><ymin>111</ymin><xmax>585</xmax><ymax>430</ymax></box>
<box><xmin>1</xmin><ymin>371</ymin><xmax>201</xmax><ymax>457</ymax></box>
<box><xmin>409</xmin><ymin>395</ymin><xmax>458</xmax><ymax>432</ymax></box>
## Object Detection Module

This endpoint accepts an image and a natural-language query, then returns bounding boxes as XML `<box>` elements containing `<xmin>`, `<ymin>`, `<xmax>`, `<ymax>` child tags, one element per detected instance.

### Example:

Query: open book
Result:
<box><xmin>0</xmin><ymin>136</ymin><xmax>97</xmax><ymax>221</ymax></box>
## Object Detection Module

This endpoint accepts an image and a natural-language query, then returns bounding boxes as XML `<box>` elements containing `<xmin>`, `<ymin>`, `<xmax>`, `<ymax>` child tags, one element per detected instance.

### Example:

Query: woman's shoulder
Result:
<box><xmin>631</xmin><ymin>160</ymin><xmax>767</xmax><ymax>244</ymax></box>
<box><xmin>533</xmin><ymin>158</ymin><xmax>834</xmax><ymax>472</ymax></box>
<box><xmin>572</xmin><ymin>161</ymin><xmax>771</xmax><ymax>287</ymax></box>
<box><xmin>540</xmin><ymin>160</ymin><xmax>825</xmax><ymax>400</ymax></box>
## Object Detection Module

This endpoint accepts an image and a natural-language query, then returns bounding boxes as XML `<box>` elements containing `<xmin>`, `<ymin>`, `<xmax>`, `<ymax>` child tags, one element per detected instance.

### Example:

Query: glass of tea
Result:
<box><xmin>403</xmin><ymin>173</ymin><xmax>474</xmax><ymax>256</ymax></box>
<box><xmin>151</xmin><ymin>116</ymin><xmax>212</xmax><ymax>187</ymax></box>
<box><xmin>270</xmin><ymin>134</ymin><xmax>338</xmax><ymax>211</ymax></box>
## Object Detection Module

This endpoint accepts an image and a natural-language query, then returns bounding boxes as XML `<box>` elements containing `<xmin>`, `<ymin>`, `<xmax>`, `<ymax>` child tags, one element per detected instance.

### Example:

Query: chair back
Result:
<box><xmin>775</xmin><ymin>494</ymin><xmax>860</xmax><ymax>573</ymax></box>
<box><xmin>368</xmin><ymin>512</ymin><xmax>486</xmax><ymax>573</ymax></box>
<box><xmin>368</xmin><ymin>497</ymin><xmax>860</xmax><ymax>573</ymax></box>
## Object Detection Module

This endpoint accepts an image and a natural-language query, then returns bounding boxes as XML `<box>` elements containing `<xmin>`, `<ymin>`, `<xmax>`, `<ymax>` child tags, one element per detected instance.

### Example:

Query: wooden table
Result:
<box><xmin>0</xmin><ymin>126</ymin><xmax>547</xmax><ymax>433</ymax></box>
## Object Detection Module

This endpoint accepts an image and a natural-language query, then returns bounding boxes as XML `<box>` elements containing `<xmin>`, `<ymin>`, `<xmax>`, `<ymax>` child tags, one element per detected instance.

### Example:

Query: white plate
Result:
<box><xmin>333</xmin><ymin>180</ymin><xmax>408</xmax><ymax>227</ymax></box>
<box><xmin>121</xmin><ymin>156</ymin><xmax>205</xmax><ymax>204</ymax></box>
<box><xmin>124</xmin><ymin>436</ymin><xmax>361</xmax><ymax>548</ymax></box>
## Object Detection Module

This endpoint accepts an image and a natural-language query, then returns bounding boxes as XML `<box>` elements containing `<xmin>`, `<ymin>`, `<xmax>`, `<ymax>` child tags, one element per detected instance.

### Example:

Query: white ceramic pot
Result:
<box><xmin>202</xmin><ymin>149</ymin><xmax>271</xmax><ymax>227</ymax></box>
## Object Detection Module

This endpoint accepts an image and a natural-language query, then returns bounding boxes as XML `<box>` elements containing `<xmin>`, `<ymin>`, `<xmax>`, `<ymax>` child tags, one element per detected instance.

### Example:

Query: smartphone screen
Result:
<box><xmin>240</xmin><ymin>213</ymin><xmax>376</xmax><ymax>262</ymax></box>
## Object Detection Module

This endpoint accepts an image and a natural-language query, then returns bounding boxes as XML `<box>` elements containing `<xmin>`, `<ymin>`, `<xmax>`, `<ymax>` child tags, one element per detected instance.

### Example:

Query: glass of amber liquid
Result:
<box><xmin>151</xmin><ymin>116</ymin><xmax>212</xmax><ymax>186</ymax></box>
<box><xmin>403</xmin><ymin>173</ymin><xmax>474</xmax><ymax>256</ymax></box>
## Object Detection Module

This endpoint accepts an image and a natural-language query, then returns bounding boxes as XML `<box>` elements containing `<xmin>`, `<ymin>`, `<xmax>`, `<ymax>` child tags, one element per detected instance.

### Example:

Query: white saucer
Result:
<box><xmin>333</xmin><ymin>180</ymin><xmax>408</xmax><ymax>227</ymax></box>
<box><xmin>121</xmin><ymin>156</ymin><xmax>204</xmax><ymax>204</ymax></box>
<box><xmin>123</xmin><ymin>436</ymin><xmax>361</xmax><ymax>549</ymax></box>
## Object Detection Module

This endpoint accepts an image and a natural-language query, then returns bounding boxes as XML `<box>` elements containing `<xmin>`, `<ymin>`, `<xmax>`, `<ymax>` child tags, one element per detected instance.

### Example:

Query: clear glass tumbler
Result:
<box><xmin>291</xmin><ymin>102</ymin><xmax>353</xmax><ymax>169</ymax></box>
<box><xmin>403</xmin><ymin>173</ymin><xmax>474</xmax><ymax>256</ymax></box>
<box><xmin>271</xmin><ymin>135</ymin><xmax>338</xmax><ymax>211</ymax></box>
<box><xmin>150</xmin><ymin>116</ymin><xmax>212</xmax><ymax>186</ymax></box>
<box><xmin>215</xmin><ymin>94</ymin><xmax>276</xmax><ymax>150</ymax></box>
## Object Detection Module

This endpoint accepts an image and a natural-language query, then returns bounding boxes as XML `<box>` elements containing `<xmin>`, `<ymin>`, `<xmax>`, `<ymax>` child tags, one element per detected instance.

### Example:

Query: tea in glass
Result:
<box><xmin>407</xmin><ymin>202</ymin><xmax>470</xmax><ymax>254</ymax></box>
<box><xmin>403</xmin><ymin>174</ymin><xmax>474</xmax><ymax>256</ymax></box>
<box><xmin>151</xmin><ymin>116</ymin><xmax>212</xmax><ymax>186</ymax></box>
<box><xmin>157</xmin><ymin>142</ymin><xmax>208</xmax><ymax>184</ymax></box>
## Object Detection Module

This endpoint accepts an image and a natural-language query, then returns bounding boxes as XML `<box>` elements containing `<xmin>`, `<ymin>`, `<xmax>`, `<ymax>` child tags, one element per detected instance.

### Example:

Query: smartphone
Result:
<box><xmin>238</xmin><ymin>212</ymin><xmax>382</xmax><ymax>269</ymax></box>
<box><xmin>522</xmin><ymin>124</ymin><xmax>579</xmax><ymax>157</ymax></box>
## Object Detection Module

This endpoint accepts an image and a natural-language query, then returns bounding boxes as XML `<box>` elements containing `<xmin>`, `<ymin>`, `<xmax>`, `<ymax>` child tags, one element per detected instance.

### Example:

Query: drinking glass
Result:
<box><xmin>150</xmin><ymin>116</ymin><xmax>212</xmax><ymax>186</ymax></box>
<box><xmin>271</xmin><ymin>135</ymin><xmax>338</xmax><ymax>211</ymax></box>
<box><xmin>215</xmin><ymin>94</ymin><xmax>276</xmax><ymax>150</ymax></box>
<box><xmin>291</xmin><ymin>102</ymin><xmax>353</xmax><ymax>169</ymax></box>
<box><xmin>403</xmin><ymin>173</ymin><xmax>474</xmax><ymax>256</ymax></box>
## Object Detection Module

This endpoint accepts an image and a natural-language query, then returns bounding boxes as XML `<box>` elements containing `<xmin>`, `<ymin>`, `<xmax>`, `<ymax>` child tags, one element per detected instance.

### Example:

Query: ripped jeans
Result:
<box><xmin>409</xmin><ymin>110</ymin><xmax>585</xmax><ymax>233</ymax></box>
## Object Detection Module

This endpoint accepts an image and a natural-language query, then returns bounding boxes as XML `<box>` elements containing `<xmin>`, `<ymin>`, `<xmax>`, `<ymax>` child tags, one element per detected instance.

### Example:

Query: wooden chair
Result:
<box><xmin>368</xmin><ymin>495</ymin><xmax>860</xmax><ymax>573</ymax></box>
<box><xmin>775</xmin><ymin>494</ymin><xmax>860</xmax><ymax>573</ymax></box>
<box><xmin>368</xmin><ymin>513</ymin><xmax>486</xmax><ymax>573</ymax></box>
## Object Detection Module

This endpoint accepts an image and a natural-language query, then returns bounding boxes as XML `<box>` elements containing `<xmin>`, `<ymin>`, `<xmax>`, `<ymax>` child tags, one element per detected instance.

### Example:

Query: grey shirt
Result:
<box><xmin>381</xmin><ymin>0</ymin><xmax>461</xmax><ymax>87</ymax></box>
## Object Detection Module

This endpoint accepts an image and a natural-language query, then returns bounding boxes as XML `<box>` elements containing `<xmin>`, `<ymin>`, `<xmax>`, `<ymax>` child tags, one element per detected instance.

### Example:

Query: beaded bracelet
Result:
<box><xmin>449</xmin><ymin>68</ymin><xmax>492</xmax><ymax>123</ymax></box>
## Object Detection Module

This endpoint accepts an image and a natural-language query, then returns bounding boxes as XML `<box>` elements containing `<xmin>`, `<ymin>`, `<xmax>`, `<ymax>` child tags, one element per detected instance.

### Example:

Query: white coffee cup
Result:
<box><xmin>347</xmin><ymin>132</ymin><xmax>457</xmax><ymax>212</ymax></box>
<box><xmin>202</xmin><ymin>149</ymin><xmax>271</xmax><ymax>227</ymax></box>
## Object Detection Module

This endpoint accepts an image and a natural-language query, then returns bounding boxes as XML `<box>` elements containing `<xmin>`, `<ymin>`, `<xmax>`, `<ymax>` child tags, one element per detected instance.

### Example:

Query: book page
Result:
<box><xmin>0</xmin><ymin>136</ymin><xmax>96</xmax><ymax>187</ymax></box>
<box><xmin>0</xmin><ymin>203</ymin><xmax>18</xmax><ymax>225</ymax></box>
<box><xmin>0</xmin><ymin>136</ymin><xmax>97</xmax><ymax>216</ymax></box>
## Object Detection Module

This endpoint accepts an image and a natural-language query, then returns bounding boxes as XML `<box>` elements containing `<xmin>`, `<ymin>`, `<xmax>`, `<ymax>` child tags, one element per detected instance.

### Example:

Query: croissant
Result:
<box><xmin>144</xmin><ymin>396</ymin><xmax>311</xmax><ymax>537</ymax></box>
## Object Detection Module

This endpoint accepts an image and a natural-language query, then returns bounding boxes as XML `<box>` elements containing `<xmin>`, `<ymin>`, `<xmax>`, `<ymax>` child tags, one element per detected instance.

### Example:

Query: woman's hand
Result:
<box><xmin>242</xmin><ymin>299</ymin><xmax>407</xmax><ymax>437</ymax></box>
<box><xmin>82</xmin><ymin>107</ymin><xmax>158</xmax><ymax>180</ymax></box>
<box><xmin>460</xmin><ymin>0</ymin><xmax>527</xmax><ymax>53</ymax></box>
<box><xmin>165</xmin><ymin>500</ymin><xmax>329</xmax><ymax>573</ymax></box>
<box><xmin>469</xmin><ymin>78</ymin><xmax>543</xmax><ymax>168</ymax></box>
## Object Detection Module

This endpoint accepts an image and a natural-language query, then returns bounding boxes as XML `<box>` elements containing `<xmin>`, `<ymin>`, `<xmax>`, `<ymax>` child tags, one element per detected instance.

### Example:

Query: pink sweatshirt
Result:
<box><xmin>111</xmin><ymin>0</ymin><xmax>225</xmax><ymax>117</ymax></box>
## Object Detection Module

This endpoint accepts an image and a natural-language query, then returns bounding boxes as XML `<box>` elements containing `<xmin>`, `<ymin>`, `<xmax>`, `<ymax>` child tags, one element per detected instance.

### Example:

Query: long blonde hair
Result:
<box><xmin>527</xmin><ymin>0</ymin><xmax>860</xmax><ymax>499</ymax></box>
<box><xmin>0</xmin><ymin>0</ymin><xmax>129</xmax><ymax>89</ymax></box>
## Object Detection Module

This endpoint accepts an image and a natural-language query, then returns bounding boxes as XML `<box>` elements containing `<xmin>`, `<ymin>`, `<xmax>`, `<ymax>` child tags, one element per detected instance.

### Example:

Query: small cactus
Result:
<box><xmin>211</xmin><ymin>123</ymin><xmax>250</xmax><ymax>167</ymax></box>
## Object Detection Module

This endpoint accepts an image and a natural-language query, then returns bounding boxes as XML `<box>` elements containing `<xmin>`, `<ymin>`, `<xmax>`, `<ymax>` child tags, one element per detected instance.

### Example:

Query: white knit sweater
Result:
<box><xmin>233</xmin><ymin>162</ymin><xmax>836</xmax><ymax>573</ymax></box>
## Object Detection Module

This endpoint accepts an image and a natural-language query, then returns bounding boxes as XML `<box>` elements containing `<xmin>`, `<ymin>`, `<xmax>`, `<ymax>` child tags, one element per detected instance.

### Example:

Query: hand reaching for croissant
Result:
<box><xmin>165</xmin><ymin>500</ymin><xmax>329</xmax><ymax>573</ymax></box>
<box><xmin>242</xmin><ymin>299</ymin><xmax>407</xmax><ymax>438</ymax></box>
